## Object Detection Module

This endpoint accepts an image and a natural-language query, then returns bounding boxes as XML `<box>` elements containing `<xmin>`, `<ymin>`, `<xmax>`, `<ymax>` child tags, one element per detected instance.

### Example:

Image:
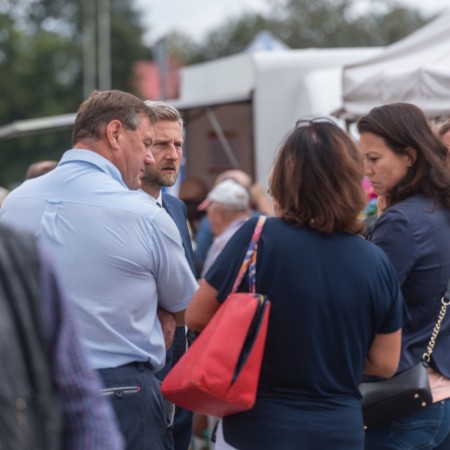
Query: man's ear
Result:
<box><xmin>405</xmin><ymin>147</ymin><xmax>417</xmax><ymax>167</ymax></box>
<box><xmin>105</xmin><ymin>120</ymin><xmax>122</xmax><ymax>149</ymax></box>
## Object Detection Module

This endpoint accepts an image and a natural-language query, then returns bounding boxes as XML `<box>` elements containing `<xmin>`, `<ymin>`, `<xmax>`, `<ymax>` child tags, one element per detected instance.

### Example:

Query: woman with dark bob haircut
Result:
<box><xmin>186</xmin><ymin>118</ymin><xmax>406</xmax><ymax>449</ymax></box>
<box><xmin>358</xmin><ymin>102</ymin><xmax>450</xmax><ymax>449</ymax></box>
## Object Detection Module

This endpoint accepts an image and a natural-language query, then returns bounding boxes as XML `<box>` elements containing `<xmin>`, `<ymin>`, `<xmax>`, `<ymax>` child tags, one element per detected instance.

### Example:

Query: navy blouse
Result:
<box><xmin>206</xmin><ymin>216</ymin><xmax>405</xmax><ymax>449</ymax></box>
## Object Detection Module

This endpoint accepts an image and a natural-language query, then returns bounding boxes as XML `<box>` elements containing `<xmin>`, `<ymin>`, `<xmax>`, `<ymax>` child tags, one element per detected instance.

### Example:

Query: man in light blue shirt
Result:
<box><xmin>0</xmin><ymin>90</ymin><xmax>198</xmax><ymax>450</ymax></box>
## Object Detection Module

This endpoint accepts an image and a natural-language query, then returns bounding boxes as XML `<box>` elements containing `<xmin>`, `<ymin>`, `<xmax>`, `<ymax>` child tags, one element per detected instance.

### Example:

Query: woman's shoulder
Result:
<box><xmin>246</xmin><ymin>215</ymin><xmax>295</xmax><ymax>231</ymax></box>
<box><xmin>260</xmin><ymin>217</ymin><xmax>316</xmax><ymax>241</ymax></box>
<box><xmin>384</xmin><ymin>194</ymin><xmax>450</xmax><ymax>225</ymax></box>
<box><xmin>388</xmin><ymin>194</ymin><xmax>437</xmax><ymax>214</ymax></box>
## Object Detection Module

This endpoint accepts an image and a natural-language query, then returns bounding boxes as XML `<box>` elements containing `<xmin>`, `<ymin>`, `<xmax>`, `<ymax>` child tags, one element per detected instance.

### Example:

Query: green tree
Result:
<box><xmin>187</xmin><ymin>13</ymin><xmax>277</xmax><ymax>64</ymax></box>
<box><xmin>162</xmin><ymin>31</ymin><xmax>197</xmax><ymax>66</ymax></box>
<box><xmin>0</xmin><ymin>0</ymin><xmax>150</xmax><ymax>187</ymax></box>
<box><xmin>182</xmin><ymin>0</ymin><xmax>432</xmax><ymax>63</ymax></box>
<box><xmin>0</xmin><ymin>11</ymin><xmax>77</xmax><ymax>185</ymax></box>
<box><xmin>272</xmin><ymin>0</ymin><xmax>431</xmax><ymax>48</ymax></box>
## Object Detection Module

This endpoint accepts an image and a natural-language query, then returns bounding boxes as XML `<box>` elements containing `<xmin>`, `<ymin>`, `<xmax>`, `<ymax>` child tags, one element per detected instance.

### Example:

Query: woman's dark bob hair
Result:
<box><xmin>269</xmin><ymin>118</ymin><xmax>366</xmax><ymax>234</ymax></box>
<box><xmin>357</xmin><ymin>102</ymin><xmax>450</xmax><ymax>209</ymax></box>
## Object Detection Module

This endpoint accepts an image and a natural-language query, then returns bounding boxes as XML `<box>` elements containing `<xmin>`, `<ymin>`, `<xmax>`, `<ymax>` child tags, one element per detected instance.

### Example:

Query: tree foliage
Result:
<box><xmin>187</xmin><ymin>14</ymin><xmax>276</xmax><ymax>64</ymax></box>
<box><xmin>172</xmin><ymin>0</ymin><xmax>433</xmax><ymax>64</ymax></box>
<box><xmin>0</xmin><ymin>0</ymin><xmax>149</xmax><ymax>187</ymax></box>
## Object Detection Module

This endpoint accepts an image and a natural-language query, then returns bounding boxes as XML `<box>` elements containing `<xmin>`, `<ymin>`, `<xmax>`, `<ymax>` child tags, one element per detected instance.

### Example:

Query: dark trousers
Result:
<box><xmin>173</xmin><ymin>406</ymin><xmax>193</xmax><ymax>450</ymax></box>
<box><xmin>99</xmin><ymin>362</ymin><xmax>173</xmax><ymax>450</ymax></box>
<box><xmin>157</xmin><ymin>330</ymin><xmax>193</xmax><ymax>450</ymax></box>
<box><xmin>365</xmin><ymin>399</ymin><xmax>450</xmax><ymax>449</ymax></box>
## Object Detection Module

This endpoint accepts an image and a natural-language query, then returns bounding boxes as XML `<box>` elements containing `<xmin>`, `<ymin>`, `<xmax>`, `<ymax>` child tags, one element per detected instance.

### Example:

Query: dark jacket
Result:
<box><xmin>162</xmin><ymin>193</ymin><xmax>195</xmax><ymax>274</ymax></box>
<box><xmin>159</xmin><ymin>193</ymin><xmax>195</xmax><ymax>450</ymax></box>
<box><xmin>368</xmin><ymin>194</ymin><xmax>450</xmax><ymax>377</ymax></box>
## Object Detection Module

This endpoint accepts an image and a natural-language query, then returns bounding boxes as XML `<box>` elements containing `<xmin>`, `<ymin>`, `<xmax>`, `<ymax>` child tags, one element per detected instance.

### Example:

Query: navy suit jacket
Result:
<box><xmin>158</xmin><ymin>193</ymin><xmax>194</xmax><ymax>450</ymax></box>
<box><xmin>162</xmin><ymin>193</ymin><xmax>195</xmax><ymax>275</ymax></box>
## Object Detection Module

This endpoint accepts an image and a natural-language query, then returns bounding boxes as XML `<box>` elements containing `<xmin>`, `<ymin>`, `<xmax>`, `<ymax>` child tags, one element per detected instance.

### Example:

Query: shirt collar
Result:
<box><xmin>137</xmin><ymin>188</ymin><xmax>161</xmax><ymax>206</ymax></box>
<box><xmin>59</xmin><ymin>149</ymin><xmax>127</xmax><ymax>188</ymax></box>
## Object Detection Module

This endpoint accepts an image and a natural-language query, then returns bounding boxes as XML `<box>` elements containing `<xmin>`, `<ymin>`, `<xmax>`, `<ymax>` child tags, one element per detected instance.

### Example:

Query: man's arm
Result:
<box><xmin>151</xmin><ymin>213</ymin><xmax>198</xmax><ymax>316</ymax></box>
<box><xmin>157</xmin><ymin>307</ymin><xmax>177</xmax><ymax>349</ymax></box>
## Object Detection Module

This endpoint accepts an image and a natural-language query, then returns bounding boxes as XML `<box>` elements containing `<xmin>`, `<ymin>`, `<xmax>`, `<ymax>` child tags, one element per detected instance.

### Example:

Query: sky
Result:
<box><xmin>135</xmin><ymin>0</ymin><xmax>449</xmax><ymax>45</ymax></box>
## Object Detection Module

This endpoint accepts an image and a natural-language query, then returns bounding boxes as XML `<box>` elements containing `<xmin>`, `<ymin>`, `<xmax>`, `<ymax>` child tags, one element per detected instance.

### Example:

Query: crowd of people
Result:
<box><xmin>0</xmin><ymin>89</ymin><xmax>449</xmax><ymax>450</ymax></box>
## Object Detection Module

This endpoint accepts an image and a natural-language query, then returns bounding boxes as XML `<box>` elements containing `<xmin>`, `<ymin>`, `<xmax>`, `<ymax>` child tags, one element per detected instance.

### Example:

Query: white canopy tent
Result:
<box><xmin>338</xmin><ymin>9</ymin><xmax>450</xmax><ymax>121</ymax></box>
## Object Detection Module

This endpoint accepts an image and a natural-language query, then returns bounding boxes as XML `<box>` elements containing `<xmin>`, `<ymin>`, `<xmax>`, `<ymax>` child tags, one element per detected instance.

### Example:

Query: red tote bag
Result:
<box><xmin>161</xmin><ymin>215</ymin><xmax>270</xmax><ymax>417</ymax></box>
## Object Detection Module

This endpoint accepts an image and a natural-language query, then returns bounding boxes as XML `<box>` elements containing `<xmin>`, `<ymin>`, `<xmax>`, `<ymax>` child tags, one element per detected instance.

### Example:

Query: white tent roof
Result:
<box><xmin>244</xmin><ymin>30</ymin><xmax>289</xmax><ymax>52</ymax></box>
<box><xmin>0</xmin><ymin>113</ymin><xmax>76</xmax><ymax>140</ymax></box>
<box><xmin>339</xmin><ymin>9</ymin><xmax>450</xmax><ymax>120</ymax></box>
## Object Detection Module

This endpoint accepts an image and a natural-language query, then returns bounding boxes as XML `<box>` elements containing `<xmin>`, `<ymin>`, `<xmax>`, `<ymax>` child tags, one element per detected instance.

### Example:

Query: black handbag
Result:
<box><xmin>360</xmin><ymin>285</ymin><xmax>450</xmax><ymax>429</ymax></box>
<box><xmin>360</xmin><ymin>360</ymin><xmax>431</xmax><ymax>429</ymax></box>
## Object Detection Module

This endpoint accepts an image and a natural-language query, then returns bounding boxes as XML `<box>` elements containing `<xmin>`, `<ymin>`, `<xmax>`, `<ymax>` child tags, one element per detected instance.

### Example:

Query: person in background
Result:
<box><xmin>178</xmin><ymin>176</ymin><xmax>208</xmax><ymax>240</ymax></box>
<box><xmin>194</xmin><ymin>169</ymin><xmax>273</xmax><ymax>277</ymax></box>
<box><xmin>0</xmin><ymin>186</ymin><xmax>9</xmax><ymax>207</ymax></box>
<box><xmin>360</xmin><ymin>176</ymin><xmax>379</xmax><ymax>237</ymax></box>
<box><xmin>0</xmin><ymin>161</ymin><xmax>56</xmax><ymax>209</ymax></box>
<box><xmin>0</xmin><ymin>222</ymin><xmax>124</xmax><ymax>450</ymax></box>
<box><xmin>141</xmin><ymin>100</ymin><xmax>198</xmax><ymax>450</ymax></box>
<box><xmin>25</xmin><ymin>160</ymin><xmax>58</xmax><ymax>179</ymax></box>
<box><xmin>186</xmin><ymin>118</ymin><xmax>405</xmax><ymax>449</ymax></box>
<box><xmin>0</xmin><ymin>90</ymin><xmax>198</xmax><ymax>450</ymax></box>
<box><xmin>214</xmin><ymin>169</ymin><xmax>273</xmax><ymax>217</ymax></box>
<box><xmin>198</xmin><ymin>179</ymin><xmax>251</xmax><ymax>278</ymax></box>
<box><xmin>358</xmin><ymin>102</ymin><xmax>450</xmax><ymax>450</ymax></box>
<box><xmin>438</xmin><ymin>119</ymin><xmax>450</xmax><ymax>151</ymax></box>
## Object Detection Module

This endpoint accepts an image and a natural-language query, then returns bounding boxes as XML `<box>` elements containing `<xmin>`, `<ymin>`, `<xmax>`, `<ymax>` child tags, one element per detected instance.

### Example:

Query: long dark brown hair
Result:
<box><xmin>270</xmin><ymin>118</ymin><xmax>366</xmax><ymax>234</ymax></box>
<box><xmin>357</xmin><ymin>102</ymin><xmax>450</xmax><ymax>209</ymax></box>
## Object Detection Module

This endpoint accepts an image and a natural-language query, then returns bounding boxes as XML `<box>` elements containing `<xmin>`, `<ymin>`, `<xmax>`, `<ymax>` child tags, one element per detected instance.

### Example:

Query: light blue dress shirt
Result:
<box><xmin>0</xmin><ymin>149</ymin><xmax>198</xmax><ymax>370</ymax></box>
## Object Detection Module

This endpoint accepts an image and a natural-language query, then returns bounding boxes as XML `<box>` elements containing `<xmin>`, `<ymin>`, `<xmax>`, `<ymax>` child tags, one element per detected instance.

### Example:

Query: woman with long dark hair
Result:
<box><xmin>358</xmin><ymin>102</ymin><xmax>450</xmax><ymax>449</ymax></box>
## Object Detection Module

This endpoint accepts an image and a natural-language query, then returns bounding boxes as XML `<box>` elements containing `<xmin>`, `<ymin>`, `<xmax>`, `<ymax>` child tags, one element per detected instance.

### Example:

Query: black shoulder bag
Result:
<box><xmin>360</xmin><ymin>281</ymin><xmax>450</xmax><ymax>429</ymax></box>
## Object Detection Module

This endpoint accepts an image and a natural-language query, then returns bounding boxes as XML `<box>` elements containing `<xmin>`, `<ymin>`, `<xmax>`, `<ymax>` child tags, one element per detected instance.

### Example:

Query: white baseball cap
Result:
<box><xmin>198</xmin><ymin>179</ymin><xmax>250</xmax><ymax>211</ymax></box>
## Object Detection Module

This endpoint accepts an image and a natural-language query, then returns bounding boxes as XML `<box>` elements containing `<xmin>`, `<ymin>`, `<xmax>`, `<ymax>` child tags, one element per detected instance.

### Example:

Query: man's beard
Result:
<box><xmin>143</xmin><ymin>169</ymin><xmax>178</xmax><ymax>187</ymax></box>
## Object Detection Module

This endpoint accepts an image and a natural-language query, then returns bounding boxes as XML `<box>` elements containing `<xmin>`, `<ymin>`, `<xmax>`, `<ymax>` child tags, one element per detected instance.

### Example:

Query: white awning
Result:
<box><xmin>0</xmin><ymin>113</ymin><xmax>76</xmax><ymax>140</ymax></box>
<box><xmin>338</xmin><ymin>9</ymin><xmax>450</xmax><ymax>121</ymax></box>
<box><xmin>168</xmin><ymin>92</ymin><xmax>252</xmax><ymax>111</ymax></box>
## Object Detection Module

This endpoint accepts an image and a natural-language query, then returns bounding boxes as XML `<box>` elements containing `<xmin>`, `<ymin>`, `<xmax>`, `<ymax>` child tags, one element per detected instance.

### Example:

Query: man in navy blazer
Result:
<box><xmin>141</xmin><ymin>100</ymin><xmax>196</xmax><ymax>450</ymax></box>
<box><xmin>161</xmin><ymin>193</ymin><xmax>195</xmax><ymax>273</ymax></box>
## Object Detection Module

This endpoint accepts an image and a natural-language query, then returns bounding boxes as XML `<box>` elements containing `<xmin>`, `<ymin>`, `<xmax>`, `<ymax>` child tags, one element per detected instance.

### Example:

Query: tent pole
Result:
<box><xmin>205</xmin><ymin>107</ymin><xmax>241</xmax><ymax>169</ymax></box>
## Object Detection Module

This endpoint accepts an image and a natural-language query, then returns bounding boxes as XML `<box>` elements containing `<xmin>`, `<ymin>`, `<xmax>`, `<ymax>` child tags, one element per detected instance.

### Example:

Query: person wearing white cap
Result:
<box><xmin>199</xmin><ymin>179</ymin><xmax>252</xmax><ymax>278</ymax></box>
